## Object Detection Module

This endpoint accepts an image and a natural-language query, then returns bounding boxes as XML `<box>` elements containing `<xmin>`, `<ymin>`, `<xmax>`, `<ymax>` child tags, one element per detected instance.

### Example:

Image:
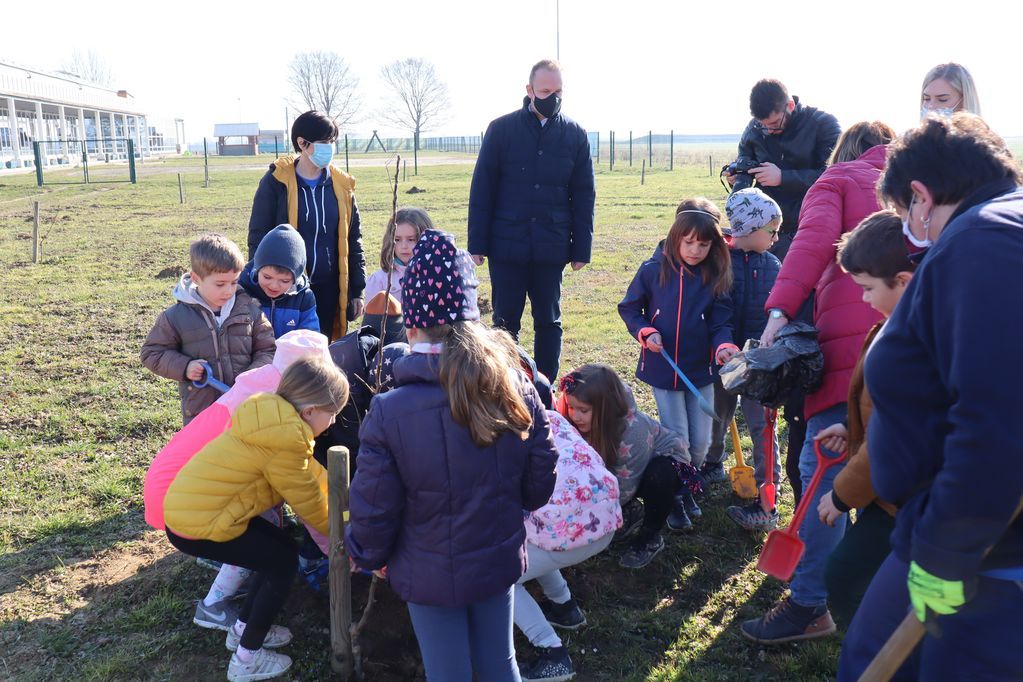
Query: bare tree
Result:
<box><xmin>287</xmin><ymin>51</ymin><xmax>360</xmax><ymax>129</ymax></box>
<box><xmin>379</xmin><ymin>58</ymin><xmax>450</xmax><ymax>143</ymax></box>
<box><xmin>61</xmin><ymin>50</ymin><xmax>113</xmax><ymax>87</ymax></box>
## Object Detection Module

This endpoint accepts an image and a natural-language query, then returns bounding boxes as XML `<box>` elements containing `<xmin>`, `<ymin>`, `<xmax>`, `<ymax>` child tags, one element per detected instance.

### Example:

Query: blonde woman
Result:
<box><xmin>921</xmin><ymin>63</ymin><xmax>981</xmax><ymax>118</ymax></box>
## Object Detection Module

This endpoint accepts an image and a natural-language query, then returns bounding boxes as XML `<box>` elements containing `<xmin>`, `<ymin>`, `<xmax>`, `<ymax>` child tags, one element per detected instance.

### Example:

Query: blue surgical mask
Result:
<box><xmin>901</xmin><ymin>196</ymin><xmax>933</xmax><ymax>249</ymax></box>
<box><xmin>309</xmin><ymin>142</ymin><xmax>334</xmax><ymax>168</ymax></box>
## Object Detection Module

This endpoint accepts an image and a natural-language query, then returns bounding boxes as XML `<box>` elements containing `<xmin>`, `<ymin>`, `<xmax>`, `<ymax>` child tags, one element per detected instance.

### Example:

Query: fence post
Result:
<box><xmin>595</xmin><ymin>132</ymin><xmax>600</xmax><ymax>165</ymax></box>
<box><xmin>345</xmin><ymin>134</ymin><xmax>350</xmax><ymax>173</ymax></box>
<box><xmin>32</xmin><ymin>201</ymin><xmax>39</xmax><ymax>263</ymax></box>
<box><xmin>669</xmin><ymin>130</ymin><xmax>674</xmax><ymax>171</ymax></box>
<box><xmin>82</xmin><ymin>147</ymin><xmax>89</xmax><ymax>184</ymax></box>
<box><xmin>178</xmin><ymin>173</ymin><xmax>184</xmax><ymax>204</ymax></box>
<box><xmin>641</xmin><ymin>159</ymin><xmax>646</xmax><ymax>186</ymax></box>
<box><xmin>33</xmin><ymin>142</ymin><xmax>43</xmax><ymax>187</ymax></box>
<box><xmin>328</xmin><ymin>446</ymin><xmax>354</xmax><ymax>679</ymax></box>
<box><xmin>403</xmin><ymin>159</ymin><xmax>407</xmax><ymax>182</ymax></box>
<box><xmin>204</xmin><ymin>139</ymin><xmax>210</xmax><ymax>188</ymax></box>
<box><xmin>274</xmin><ymin>135</ymin><xmax>279</xmax><ymax>160</ymax></box>
<box><xmin>648</xmin><ymin>130</ymin><xmax>653</xmax><ymax>168</ymax></box>
<box><xmin>609</xmin><ymin>131</ymin><xmax>614</xmax><ymax>171</ymax></box>
<box><xmin>629</xmin><ymin>131</ymin><xmax>633</xmax><ymax>167</ymax></box>
<box><xmin>414</xmin><ymin>131</ymin><xmax>419</xmax><ymax>176</ymax></box>
<box><xmin>709</xmin><ymin>155</ymin><xmax>713</xmax><ymax>177</ymax></box>
<box><xmin>128</xmin><ymin>139</ymin><xmax>137</xmax><ymax>183</ymax></box>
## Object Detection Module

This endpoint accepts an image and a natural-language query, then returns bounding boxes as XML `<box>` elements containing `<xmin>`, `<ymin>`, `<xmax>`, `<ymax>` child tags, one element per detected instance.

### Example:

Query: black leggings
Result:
<box><xmin>167</xmin><ymin>517</ymin><xmax>298</xmax><ymax>650</ymax></box>
<box><xmin>636</xmin><ymin>456</ymin><xmax>679</xmax><ymax>536</ymax></box>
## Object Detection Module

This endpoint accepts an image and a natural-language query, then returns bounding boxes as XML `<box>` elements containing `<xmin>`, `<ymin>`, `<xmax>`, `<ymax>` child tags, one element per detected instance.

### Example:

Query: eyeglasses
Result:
<box><xmin>760</xmin><ymin>228</ymin><xmax>779</xmax><ymax>237</ymax></box>
<box><xmin>755</xmin><ymin>111</ymin><xmax>788</xmax><ymax>134</ymax></box>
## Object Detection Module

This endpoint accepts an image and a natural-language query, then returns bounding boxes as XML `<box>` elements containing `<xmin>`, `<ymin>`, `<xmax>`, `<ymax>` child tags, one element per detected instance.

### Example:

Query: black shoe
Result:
<box><xmin>666</xmin><ymin>499</ymin><xmax>693</xmax><ymax>533</ymax></box>
<box><xmin>700</xmin><ymin>461</ymin><xmax>729</xmax><ymax>483</ymax></box>
<box><xmin>619</xmin><ymin>531</ymin><xmax>665</xmax><ymax>569</ymax></box>
<box><xmin>519</xmin><ymin>645</ymin><xmax>575</xmax><ymax>682</ymax></box>
<box><xmin>612</xmin><ymin>498</ymin><xmax>644</xmax><ymax>544</ymax></box>
<box><xmin>680</xmin><ymin>491</ymin><xmax>701</xmax><ymax>519</ymax></box>
<box><xmin>539</xmin><ymin>598</ymin><xmax>586</xmax><ymax>630</ymax></box>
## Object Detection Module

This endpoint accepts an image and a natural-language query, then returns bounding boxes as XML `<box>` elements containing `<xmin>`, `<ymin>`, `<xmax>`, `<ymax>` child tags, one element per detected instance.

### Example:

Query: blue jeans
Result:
<box><xmin>488</xmin><ymin>261</ymin><xmax>564</xmax><ymax>382</ymax></box>
<box><xmin>652</xmin><ymin>384</ymin><xmax>714</xmax><ymax>467</ymax></box>
<box><xmin>838</xmin><ymin>552</ymin><xmax>1023</xmax><ymax>681</ymax></box>
<box><xmin>789</xmin><ymin>402</ymin><xmax>849</xmax><ymax>607</ymax></box>
<box><xmin>407</xmin><ymin>586</ymin><xmax>521</xmax><ymax>682</ymax></box>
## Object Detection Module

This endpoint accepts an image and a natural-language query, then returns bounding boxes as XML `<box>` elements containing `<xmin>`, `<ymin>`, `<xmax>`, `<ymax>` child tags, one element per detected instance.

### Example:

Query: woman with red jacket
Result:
<box><xmin>741</xmin><ymin>121</ymin><xmax>895</xmax><ymax>645</ymax></box>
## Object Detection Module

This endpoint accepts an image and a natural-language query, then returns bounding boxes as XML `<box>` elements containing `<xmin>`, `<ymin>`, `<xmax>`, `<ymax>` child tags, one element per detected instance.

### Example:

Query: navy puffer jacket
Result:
<box><xmin>346</xmin><ymin>351</ymin><xmax>558</xmax><ymax>607</ymax></box>
<box><xmin>728</xmin><ymin>247</ymin><xmax>781</xmax><ymax>344</ymax></box>
<box><xmin>468</xmin><ymin>98</ymin><xmax>595</xmax><ymax>265</ymax></box>
<box><xmin>618</xmin><ymin>244</ymin><xmax>734</xmax><ymax>390</ymax></box>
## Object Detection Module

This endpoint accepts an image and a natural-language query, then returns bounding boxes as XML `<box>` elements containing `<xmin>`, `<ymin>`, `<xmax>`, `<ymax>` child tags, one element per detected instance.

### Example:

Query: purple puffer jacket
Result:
<box><xmin>346</xmin><ymin>351</ymin><xmax>558</xmax><ymax>608</ymax></box>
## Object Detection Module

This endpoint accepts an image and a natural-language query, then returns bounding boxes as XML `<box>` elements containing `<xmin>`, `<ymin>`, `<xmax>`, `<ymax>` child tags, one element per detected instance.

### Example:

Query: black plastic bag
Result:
<box><xmin>719</xmin><ymin>321</ymin><xmax>824</xmax><ymax>408</ymax></box>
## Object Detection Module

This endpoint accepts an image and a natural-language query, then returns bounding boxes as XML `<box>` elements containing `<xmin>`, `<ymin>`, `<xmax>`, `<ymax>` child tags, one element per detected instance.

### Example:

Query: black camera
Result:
<box><xmin>721</xmin><ymin>156</ymin><xmax>759</xmax><ymax>193</ymax></box>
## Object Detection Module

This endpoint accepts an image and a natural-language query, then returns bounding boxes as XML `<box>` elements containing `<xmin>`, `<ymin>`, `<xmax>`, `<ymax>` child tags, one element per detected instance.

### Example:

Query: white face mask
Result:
<box><xmin>921</xmin><ymin>99</ymin><xmax>960</xmax><ymax>121</ymax></box>
<box><xmin>901</xmin><ymin>195</ymin><xmax>933</xmax><ymax>249</ymax></box>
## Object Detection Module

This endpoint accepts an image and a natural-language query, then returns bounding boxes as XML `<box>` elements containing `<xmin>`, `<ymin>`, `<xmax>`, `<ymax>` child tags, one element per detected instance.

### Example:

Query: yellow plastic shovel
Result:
<box><xmin>729</xmin><ymin>418</ymin><xmax>758</xmax><ymax>499</ymax></box>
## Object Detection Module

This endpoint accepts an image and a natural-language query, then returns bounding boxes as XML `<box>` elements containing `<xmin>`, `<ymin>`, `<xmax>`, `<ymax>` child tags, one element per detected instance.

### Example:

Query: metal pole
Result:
<box><xmin>414</xmin><ymin>131</ymin><xmax>419</xmax><ymax>176</ymax></box>
<box><xmin>32</xmin><ymin>201</ymin><xmax>39</xmax><ymax>263</ymax></box>
<box><xmin>629</xmin><ymin>131</ymin><xmax>633</xmax><ymax>167</ymax></box>
<box><xmin>648</xmin><ymin>130</ymin><xmax>652</xmax><ymax>168</ymax></box>
<box><xmin>204</xmin><ymin>139</ymin><xmax>210</xmax><ymax>188</ymax></box>
<box><xmin>403</xmin><ymin>159</ymin><xmax>407</xmax><ymax>182</ymax></box>
<box><xmin>178</xmin><ymin>173</ymin><xmax>184</xmax><ymax>203</ymax></box>
<box><xmin>128</xmin><ymin>138</ymin><xmax>136</xmax><ymax>183</ymax></box>
<box><xmin>641</xmin><ymin>159</ymin><xmax>646</xmax><ymax>186</ymax></box>
<box><xmin>609</xmin><ymin>131</ymin><xmax>614</xmax><ymax>171</ymax></box>
<box><xmin>328</xmin><ymin>446</ymin><xmax>354</xmax><ymax>679</ymax></box>
<box><xmin>669</xmin><ymin>130</ymin><xmax>674</xmax><ymax>171</ymax></box>
<box><xmin>595</xmin><ymin>132</ymin><xmax>600</xmax><ymax>165</ymax></box>
<box><xmin>344</xmin><ymin>134</ymin><xmax>350</xmax><ymax>173</ymax></box>
<box><xmin>33</xmin><ymin>142</ymin><xmax>43</xmax><ymax>187</ymax></box>
<box><xmin>274</xmin><ymin>135</ymin><xmax>279</xmax><ymax>160</ymax></box>
<box><xmin>709</xmin><ymin>155</ymin><xmax>713</xmax><ymax>177</ymax></box>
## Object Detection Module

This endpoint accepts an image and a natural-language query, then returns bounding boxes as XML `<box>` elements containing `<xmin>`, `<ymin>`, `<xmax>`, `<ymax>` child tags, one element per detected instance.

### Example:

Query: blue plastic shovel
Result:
<box><xmin>191</xmin><ymin>360</ymin><xmax>230</xmax><ymax>394</ymax></box>
<box><xmin>658</xmin><ymin>348</ymin><xmax>719</xmax><ymax>421</ymax></box>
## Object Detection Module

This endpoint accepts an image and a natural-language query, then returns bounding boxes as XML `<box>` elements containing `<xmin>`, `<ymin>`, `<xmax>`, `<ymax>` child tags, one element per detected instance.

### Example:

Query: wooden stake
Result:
<box><xmin>641</xmin><ymin>159</ymin><xmax>646</xmax><ymax>186</ymax></box>
<box><xmin>328</xmin><ymin>446</ymin><xmax>354</xmax><ymax>679</ymax></box>
<box><xmin>178</xmin><ymin>173</ymin><xmax>184</xmax><ymax>203</ymax></box>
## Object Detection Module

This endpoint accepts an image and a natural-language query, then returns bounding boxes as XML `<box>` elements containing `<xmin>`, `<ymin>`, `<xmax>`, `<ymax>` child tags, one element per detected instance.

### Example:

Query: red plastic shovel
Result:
<box><xmin>757</xmin><ymin>440</ymin><xmax>847</xmax><ymax>581</ymax></box>
<box><xmin>760</xmin><ymin>408</ymin><xmax>778</xmax><ymax>512</ymax></box>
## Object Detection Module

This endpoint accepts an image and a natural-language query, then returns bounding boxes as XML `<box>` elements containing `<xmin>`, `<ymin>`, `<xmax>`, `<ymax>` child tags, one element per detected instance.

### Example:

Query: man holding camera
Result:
<box><xmin>726</xmin><ymin>79</ymin><xmax>841</xmax><ymax>261</ymax></box>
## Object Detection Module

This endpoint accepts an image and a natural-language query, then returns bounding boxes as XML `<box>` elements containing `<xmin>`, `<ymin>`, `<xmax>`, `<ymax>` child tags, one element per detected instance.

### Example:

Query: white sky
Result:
<box><xmin>5</xmin><ymin>0</ymin><xmax>1022</xmax><ymax>142</ymax></box>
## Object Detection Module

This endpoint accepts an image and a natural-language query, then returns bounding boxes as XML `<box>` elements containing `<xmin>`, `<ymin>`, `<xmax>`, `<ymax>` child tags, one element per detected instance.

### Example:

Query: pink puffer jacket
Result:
<box><xmin>765</xmin><ymin>145</ymin><xmax>886</xmax><ymax>419</ymax></box>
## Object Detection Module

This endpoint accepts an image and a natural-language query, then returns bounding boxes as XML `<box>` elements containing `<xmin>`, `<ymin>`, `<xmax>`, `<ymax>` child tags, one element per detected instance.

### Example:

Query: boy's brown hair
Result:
<box><xmin>837</xmin><ymin>210</ymin><xmax>916</xmax><ymax>286</ymax></box>
<box><xmin>190</xmin><ymin>234</ymin><xmax>245</xmax><ymax>277</ymax></box>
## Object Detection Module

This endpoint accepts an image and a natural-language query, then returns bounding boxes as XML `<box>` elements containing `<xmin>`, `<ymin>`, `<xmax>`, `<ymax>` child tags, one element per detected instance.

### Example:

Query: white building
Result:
<box><xmin>0</xmin><ymin>59</ymin><xmax>183</xmax><ymax>169</ymax></box>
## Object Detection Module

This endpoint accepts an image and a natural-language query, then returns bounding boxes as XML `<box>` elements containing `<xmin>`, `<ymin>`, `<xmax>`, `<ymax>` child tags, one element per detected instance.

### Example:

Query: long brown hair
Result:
<box><xmin>419</xmin><ymin>321</ymin><xmax>533</xmax><ymax>447</ymax></box>
<box><xmin>661</xmin><ymin>197</ymin><xmax>732</xmax><ymax>296</ymax></box>
<box><xmin>558</xmin><ymin>364</ymin><xmax>629</xmax><ymax>467</ymax></box>
<box><xmin>829</xmin><ymin>121</ymin><xmax>896</xmax><ymax>165</ymax></box>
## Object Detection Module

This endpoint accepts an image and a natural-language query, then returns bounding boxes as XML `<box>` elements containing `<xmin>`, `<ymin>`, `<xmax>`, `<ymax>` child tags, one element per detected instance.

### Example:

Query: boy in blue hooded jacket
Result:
<box><xmin>240</xmin><ymin>224</ymin><xmax>320</xmax><ymax>338</ymax></box>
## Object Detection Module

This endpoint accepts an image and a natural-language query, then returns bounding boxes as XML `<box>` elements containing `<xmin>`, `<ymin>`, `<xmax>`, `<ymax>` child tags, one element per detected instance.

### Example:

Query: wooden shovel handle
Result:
<box><xmin>857</xmin><ymin>611</ymin><xmax>925</xmax><ymax>682</ymax></box>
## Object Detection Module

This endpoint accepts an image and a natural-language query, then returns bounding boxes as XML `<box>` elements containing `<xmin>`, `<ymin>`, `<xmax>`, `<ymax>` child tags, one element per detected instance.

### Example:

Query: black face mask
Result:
<box><xmin>532</xmin><ymin>93</ymin><xmax>562</xmax><ymax>119</ymax></box>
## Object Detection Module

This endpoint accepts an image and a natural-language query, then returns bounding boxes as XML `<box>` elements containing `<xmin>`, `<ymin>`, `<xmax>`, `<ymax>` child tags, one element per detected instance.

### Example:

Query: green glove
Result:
<box><xmin>907</xmin><ymin>560</ymin><xmax>967</xmax><ymax>622</ymax></box>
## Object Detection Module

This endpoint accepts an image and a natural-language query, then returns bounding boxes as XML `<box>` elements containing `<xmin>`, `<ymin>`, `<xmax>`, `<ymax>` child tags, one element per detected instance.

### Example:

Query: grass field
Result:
<box><xmin>0</xmin><ymin>150</ymin><xmax>840</xmax><ymax>680</ymax></box>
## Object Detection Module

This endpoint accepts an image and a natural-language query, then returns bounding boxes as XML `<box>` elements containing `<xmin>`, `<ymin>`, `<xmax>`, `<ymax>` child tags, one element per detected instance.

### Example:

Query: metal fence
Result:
<box><xmin>32</xmin><ymin>138</ymin><xmax>137</xmax><ymax>186</ymax></box>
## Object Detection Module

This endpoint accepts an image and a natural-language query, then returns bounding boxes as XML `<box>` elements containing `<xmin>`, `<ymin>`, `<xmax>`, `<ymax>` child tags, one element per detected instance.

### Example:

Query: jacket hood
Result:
<box><xmin>393</xmin><ymin>351</ymin><xmax>442</xmax><ymax>387</ymax></box>
<box><xmin>230</xmin><ymin>392</ymin><xmax>313</xmax><ymax>452</ymax></box>
<box><xmin>240</xmin><ymin>261</ymin><xmax>309</xmax><ymax>303</ymax></box>
<box><xmin>857</xmin><ymin>144</ymin><xmax>888</xmax><ymax>169</ymax></box>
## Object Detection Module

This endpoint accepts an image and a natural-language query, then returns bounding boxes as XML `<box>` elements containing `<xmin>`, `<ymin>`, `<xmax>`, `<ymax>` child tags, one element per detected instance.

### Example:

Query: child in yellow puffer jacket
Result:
<box><xmin>164</xmin><ymin>356</ymin><xmax>348</xmax><ymax>682</ymax></box>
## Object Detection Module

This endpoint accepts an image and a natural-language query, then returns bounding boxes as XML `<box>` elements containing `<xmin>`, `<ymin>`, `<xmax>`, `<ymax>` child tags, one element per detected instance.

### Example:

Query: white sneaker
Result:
<box><xmin>226</xmin><ymin>648</ymin><xmax>292</xmax><ymax>682</ymax></box>
<box><xmin>225</xmin><ymin>624</ymin><xmax>293</xmax><ymax>652</ymax></box>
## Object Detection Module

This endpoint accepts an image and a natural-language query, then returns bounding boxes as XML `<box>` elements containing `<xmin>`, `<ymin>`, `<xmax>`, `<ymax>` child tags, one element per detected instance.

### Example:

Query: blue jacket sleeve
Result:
<box><xmin>909</xmin><ymin>234</ymin><xmax>1023</xmax><ymax>580</ymax></box>
<box><xmin>521</xmin><ymin>389</ymin><xmax>558</xmax><ymax>511</ymax></box>
<box><xmin>618</xmin><ymin>266</ymin><xmax>652</xmax><ymax>341</ymax></box>
<box><xmin>708</xmin><ymin>292</ymin><xmax>735</xmax><ymax>351</ymax></box>
<box><xmin>247</xmin><ymin>171</ymin><xmax>279</xmax><ymax>258</ymax></box>
<box><xmin>299</xmin><ymin>291</ymin><xmax>320</xmax><ymax>332</ymax></box>
<box><xmin>467</xmin><ymin>121</ymin><xmax>501</xmax><ymax>256</ymax></box>
<box><xmin>568</xmin><ymin>130</ymin><xmax>595</xmax><ymax>264</ymax></box>
<box><xmin>346</xmin><ymin>396</ymin><xmax>405</xmax><ymax>570</ymax></box>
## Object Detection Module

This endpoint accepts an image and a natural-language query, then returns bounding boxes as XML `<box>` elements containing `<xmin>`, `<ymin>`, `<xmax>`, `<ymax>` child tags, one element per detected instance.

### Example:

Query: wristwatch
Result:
<box><xmin>769</xmin><ymin>308</ymin><xmax>786</xmax><ymax>320</ymax></box>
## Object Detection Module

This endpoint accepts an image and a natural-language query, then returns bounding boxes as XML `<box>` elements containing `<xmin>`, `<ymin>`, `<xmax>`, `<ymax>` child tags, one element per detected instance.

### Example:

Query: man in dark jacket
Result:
<box><xmin>468</xmin><ymin>59</ymin><xmax>595</xmax><ymax>382</ymax></box>
<box><xmin>728</xmin><ymin>79</ymin><xmax>841</xmax><ymax>262</ymax></box>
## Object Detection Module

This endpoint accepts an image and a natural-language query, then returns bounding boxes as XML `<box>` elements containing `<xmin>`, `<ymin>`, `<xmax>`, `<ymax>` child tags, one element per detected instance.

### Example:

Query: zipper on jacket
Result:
<box><xmin>199</xmin><ymin>309</ymin><xmax>225</xmax><ymax>385</ymax></box>
<box><xmin>642</xmin><ymin>309</ymin><xmax>661</xmax><ymax>372</ymax></box>
<box><xmin>674</xmin><ymin>275</ymin><xmax>683</xmax><ymax>390</ymax></box>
